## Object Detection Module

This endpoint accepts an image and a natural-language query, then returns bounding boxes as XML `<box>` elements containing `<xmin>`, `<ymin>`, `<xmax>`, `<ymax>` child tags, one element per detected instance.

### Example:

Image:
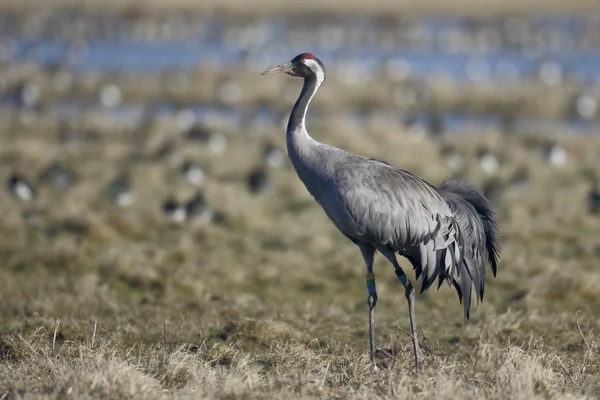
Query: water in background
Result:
<box><xmin>1</xmin><ymin>11</ymin><xmax>599</xmax><ymax>134</ymax></box>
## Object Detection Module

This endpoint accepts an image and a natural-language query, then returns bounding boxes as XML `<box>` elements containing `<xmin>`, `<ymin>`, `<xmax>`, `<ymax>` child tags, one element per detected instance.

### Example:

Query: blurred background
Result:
<box><xmin>2</xmin><ymin>1</ymin><xmax>600</xmax><ymax>223</ymax></box>
<box><xmin>1</xmin><ymin>1</ymin><xmax>600</xmax><ymax>396</ymax></box>
<box><xmin>2</xmin><ymin>0</ymin><xmax>600</xmax><ymax>326</ymax></box>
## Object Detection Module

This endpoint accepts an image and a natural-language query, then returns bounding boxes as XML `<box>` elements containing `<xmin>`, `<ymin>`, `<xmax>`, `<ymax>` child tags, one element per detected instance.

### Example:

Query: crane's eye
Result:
<box><xmin>300</xmin><ymin>59</ymin><xmax>306</xmax><ymax>64</ymax></box>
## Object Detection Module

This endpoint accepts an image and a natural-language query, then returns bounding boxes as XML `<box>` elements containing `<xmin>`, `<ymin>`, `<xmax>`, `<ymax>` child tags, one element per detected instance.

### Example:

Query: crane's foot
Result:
<box><xmin>370</xmin><ymin>363</ymin><xmax>378</xmax><ymax>373</ymax></box>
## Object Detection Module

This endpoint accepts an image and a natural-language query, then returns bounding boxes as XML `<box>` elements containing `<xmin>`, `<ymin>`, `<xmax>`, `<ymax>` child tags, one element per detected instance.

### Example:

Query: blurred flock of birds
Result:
<box><xmin>1</xmin><ymin>9</ymin><xmax>600</xmax><ymax>230</ymax></box>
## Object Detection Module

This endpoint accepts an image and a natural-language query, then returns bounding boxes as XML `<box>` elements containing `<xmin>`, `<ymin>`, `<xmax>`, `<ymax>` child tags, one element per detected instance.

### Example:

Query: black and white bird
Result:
<box><xmin>185</xmin><ymin>192</ymin><xmax>214</xmax><ymax>224</ymax></box>
<box><xmin>262</xmin><ymin>53</ymin><xmax>499</xmax><ymax>371</ymax></box>
<box><xmin>6</xmin><ymin>174</ymin><xmax>35</xmax><ymax>202</ymax></box>
<box><xmin>106</xmin><ymin>174</ymin><xmax>135</xmax><ymax>207</ymax></box>
<box><xmin>263</xmin><ymin>144</ymin><xmax>286</xmax><ymax>169</ymax></box>
<box><xmin>186</xmin><ymin>125</ymin><xmax>228</xmax><ymax>155</ymax></box>
<box><xmin>162</xmin><ymin>197</ymin><xmax>187</xmax><ymax>223</ymax></box>
<box><xmin>180</xmin><ymin>160</ymin><xmax>205</xmax><ymax>187</ymax></box>
<box><xmin>541</xmin><ymin>141</ymin><xmax>567</xmax><ymax>168</ymax></box>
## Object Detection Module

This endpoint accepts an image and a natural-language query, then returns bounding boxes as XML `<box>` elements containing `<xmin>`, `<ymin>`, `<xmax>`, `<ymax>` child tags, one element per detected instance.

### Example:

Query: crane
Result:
<box><xmin>261</xmin><ymin>53</ymin><xmax>500</xmax><ymax>371</ymax></box>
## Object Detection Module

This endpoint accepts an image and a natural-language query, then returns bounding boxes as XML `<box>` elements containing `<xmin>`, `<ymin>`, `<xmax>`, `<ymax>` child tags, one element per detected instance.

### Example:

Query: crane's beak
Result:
<box><xmin>261</xmin><ymin>61</ymin><xmax>294</xmax><ymax>76</ymax></box>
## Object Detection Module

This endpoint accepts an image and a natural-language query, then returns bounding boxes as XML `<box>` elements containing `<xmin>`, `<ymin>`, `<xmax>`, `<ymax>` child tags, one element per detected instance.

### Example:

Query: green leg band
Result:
<box><xmin>366</xmin><ymin>272</ymin><xmax>376</xmax><ymax>296</ymax></box>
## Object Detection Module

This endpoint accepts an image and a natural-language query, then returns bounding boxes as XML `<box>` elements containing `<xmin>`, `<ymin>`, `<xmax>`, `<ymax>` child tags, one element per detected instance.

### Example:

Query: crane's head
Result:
<box><xmin>261</xmin><ymin>53</ymin><xmax>326</xmax><ymax>83</ymax></box>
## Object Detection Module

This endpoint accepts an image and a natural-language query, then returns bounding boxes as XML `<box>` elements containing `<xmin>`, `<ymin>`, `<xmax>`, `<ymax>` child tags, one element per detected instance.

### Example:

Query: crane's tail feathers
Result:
<box><xmin>439</xmin><ymin>179</ymin><xmax>500</xmax><ymax>273</ymax></box>
<box><xmin>451</xmin><ymin>267</ymin><xmax>473</xmax><ymax>319</ymax></box>
<box><xmin>437</xmin><ymin>179</ymin><xmax>500</xmax><ymax>319</ymax></box>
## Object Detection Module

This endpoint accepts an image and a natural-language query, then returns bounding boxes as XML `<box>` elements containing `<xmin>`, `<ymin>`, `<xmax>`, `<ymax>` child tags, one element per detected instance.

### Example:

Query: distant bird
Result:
<box><xmin>541</xmin><ymin>141</ymin><xmax>567</xmax><ymax>168</ymax></box>
<box><xmin>7</xmin><ymin>174</ymin><xmax>35</xmax><ymax>202</ymax></box>
<box><xmin>15</xmin><ymin>82</ymin><xmax>41</xmax><ymax>108</ymax></box>
<box><xmin>185</xmin><ymin>192</ymin><xmax>214</xmax><ymax>223</ymax></box>
<box><xmin>38</xmin><ymin>161</ymin><xmax>75</xmax><ymax>190</ymax></box>
<box><xmin>537</xmin><ymin>60</ymin><xmax>563</xmax><ymax>86</ymax></box>
<box><xmin>181</xmin><ymin>160</ymin><xmax>205</xmax><ymax>187</ymax></box>
<box><xmin>589</xmin><ymin>180</ymin><xmax>600</xmax><ymax>214</ymax></box>
<box><xmin>247</xmin><ymin>168</ymin><xmax>270</xmax><ymax>194</ymax></box>
<box><xmin>476</xmin><ymin>148</ymin><xmax>500</xmax><ymax>175</ymax></box>
<box><xmin>185</xmin><ymin>125</ymin><xmax>211</xmax><ymax>142</ymax></box>
<box><xmin>185</xmin><ymin>125</ymin><xmax>228</xmax><ymax>155</ymax></box>
<box><xmin>263</xmin><ymin>144</ymin><xmax>286</xmax><ymax>169</ymax></box>
<box><xmin>99</xmin><ymin>83</ymin><xmax>122</xmax><ymax>109</ymax></box>
<box><xmin>106</xmin><ymin>174</ymin><xmax>134</xmax><ymax>207</ymax></box>
<box><xmin>572</xmin><ymin>91</ymin><xmax>597</xmax><ymax>121</ymax></box>
<box><xmin>262</xmin><ymin>53</ymin><xmax>500</xmax><ymax>371</ymax></box>
<box><xmin>162</xmin><ymin>197</ymin><xmax>186</xmax><ymax>223</ymax></box>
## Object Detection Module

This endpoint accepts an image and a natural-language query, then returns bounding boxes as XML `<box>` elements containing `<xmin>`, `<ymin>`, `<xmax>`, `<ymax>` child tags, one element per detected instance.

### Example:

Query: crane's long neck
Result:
<box><xmin>286</xmin><ymin>75</ymin><xmax>321</xmax><ymax>163</ymax></box>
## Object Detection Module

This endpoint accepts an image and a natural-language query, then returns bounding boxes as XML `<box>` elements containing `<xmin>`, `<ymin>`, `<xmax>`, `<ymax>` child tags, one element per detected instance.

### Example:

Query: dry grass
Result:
<box><xmin>0</xmin><ymin>106</ymin><xmax>600</xmax><ymax>399</ymax></box>
<box><xmin>0</xmin><ymin>330</ymin><xmax>597</xmax><ymax>399</ymax></box>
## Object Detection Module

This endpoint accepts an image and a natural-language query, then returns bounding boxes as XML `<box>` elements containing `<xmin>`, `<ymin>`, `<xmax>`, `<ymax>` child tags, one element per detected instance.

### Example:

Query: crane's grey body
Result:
<box><xmin>262</xmin><ymin>54</ymin><xmax>499</xmax><ymax>371</ymax></box>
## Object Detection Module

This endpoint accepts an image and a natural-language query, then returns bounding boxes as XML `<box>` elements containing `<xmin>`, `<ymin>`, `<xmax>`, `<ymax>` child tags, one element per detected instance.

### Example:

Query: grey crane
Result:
<box><xmin>261</xmin><ymin>53</ymin><xmax>500</xmax><ymax>371</ymax></box>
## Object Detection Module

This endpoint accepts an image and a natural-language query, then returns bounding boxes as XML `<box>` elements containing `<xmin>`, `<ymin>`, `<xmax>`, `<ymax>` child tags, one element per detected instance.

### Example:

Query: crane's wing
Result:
<box><xmin>334</xmin><ymin>158</ymin><xmax>463</xmax><ymax>292</ymax></box>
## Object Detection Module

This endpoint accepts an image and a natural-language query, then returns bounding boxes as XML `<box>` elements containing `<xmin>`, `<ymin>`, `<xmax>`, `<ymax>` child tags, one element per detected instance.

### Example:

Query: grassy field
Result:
<box><xmin>0</xmin><ymin>100</ymin><xmax>599</xmax><ymax>399</ymax></box>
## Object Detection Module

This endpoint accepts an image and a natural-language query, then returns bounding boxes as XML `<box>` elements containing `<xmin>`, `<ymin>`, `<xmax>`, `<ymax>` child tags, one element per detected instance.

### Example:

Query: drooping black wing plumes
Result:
<box><xmin>437</xmin><ymin>179</ymin><xmax>500</xmax><ymax>319</ymax></box>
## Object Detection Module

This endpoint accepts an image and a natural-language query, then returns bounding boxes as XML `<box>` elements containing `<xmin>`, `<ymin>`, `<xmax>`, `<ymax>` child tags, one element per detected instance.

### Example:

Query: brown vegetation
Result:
<box><xmin>0</xmin><ymin>112</ymin><xmax>599</xmax><ymax>398</ymax></box>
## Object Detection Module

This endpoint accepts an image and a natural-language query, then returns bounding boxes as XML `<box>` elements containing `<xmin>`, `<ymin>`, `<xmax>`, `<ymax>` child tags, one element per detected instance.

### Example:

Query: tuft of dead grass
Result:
<box><xmin>1</xmin><ymin>327</ymin><xmax>598</xmax><ymax>399</ymax></box>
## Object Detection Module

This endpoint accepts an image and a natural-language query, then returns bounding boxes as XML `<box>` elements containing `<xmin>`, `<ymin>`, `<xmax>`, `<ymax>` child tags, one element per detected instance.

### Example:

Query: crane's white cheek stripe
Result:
<box><xmin>304</xmin><ymin>59</ymin><xmax>325</xmax><ymax>85</ymax></box>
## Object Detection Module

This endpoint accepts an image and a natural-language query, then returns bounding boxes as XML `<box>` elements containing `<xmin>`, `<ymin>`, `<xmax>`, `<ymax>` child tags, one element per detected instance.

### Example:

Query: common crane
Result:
<box><xmin>261</xmin><ymin>53</ymin><xmax>500</xmax><ymax>371</ymax></box>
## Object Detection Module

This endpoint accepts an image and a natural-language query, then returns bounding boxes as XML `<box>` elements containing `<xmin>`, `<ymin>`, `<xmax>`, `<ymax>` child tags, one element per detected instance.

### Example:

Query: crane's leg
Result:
<box><xmin>380</xmin><ymin>249</ymin><xmax>422</xmax><ymax>371</ymax></box>
<box><xmin>395</xmin><ymin>267</ymin><xmax>422</xmax><ymax>371</ymax></box>
<box><xmin>358</xmin><ymin>244</ymin><xmax>377</xmax><ymax>372</ymax></box>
